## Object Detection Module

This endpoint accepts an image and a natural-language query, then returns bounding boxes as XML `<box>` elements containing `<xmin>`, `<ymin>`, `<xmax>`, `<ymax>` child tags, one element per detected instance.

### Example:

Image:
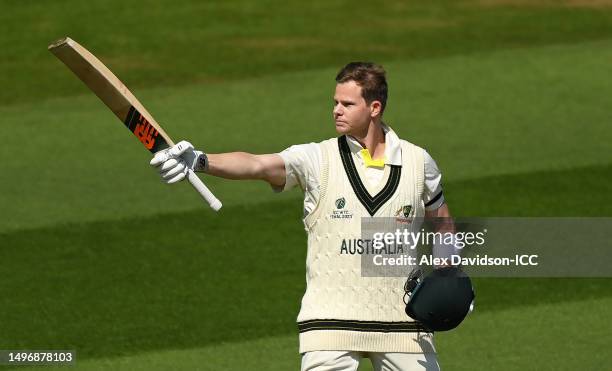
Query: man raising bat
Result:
<box><xmin>151</xmin><ymin>62</ymin><xmax>456</xmax><ymax>371</ymax></box>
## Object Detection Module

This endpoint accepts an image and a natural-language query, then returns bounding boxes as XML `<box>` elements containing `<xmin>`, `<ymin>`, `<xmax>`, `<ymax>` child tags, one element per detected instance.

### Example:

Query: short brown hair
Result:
<box><xmin>336</xmin><ymin>62</ymin><xmax>388</xmax><ymax>113</ymax></box>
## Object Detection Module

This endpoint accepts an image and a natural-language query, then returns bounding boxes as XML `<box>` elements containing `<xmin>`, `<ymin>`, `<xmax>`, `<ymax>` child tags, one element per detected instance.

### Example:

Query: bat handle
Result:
<box><xmin>186</xmin><ymin>170</ymin><xmax>222</xmax><ymax>211</ymax></box>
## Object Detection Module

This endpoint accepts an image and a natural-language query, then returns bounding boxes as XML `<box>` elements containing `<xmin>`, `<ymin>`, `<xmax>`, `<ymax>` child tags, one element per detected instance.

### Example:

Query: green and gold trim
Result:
<box><xmin>338</xmin><ymin>136</ymin><xmax>401</xmax><ymax>216</ymax></box>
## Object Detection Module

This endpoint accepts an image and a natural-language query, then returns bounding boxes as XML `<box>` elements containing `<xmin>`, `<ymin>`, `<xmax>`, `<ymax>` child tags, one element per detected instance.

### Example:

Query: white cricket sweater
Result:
<box><xmin>297</xmin><ymin>136</ymin><xmax>434</xmax><ymax>353</ymax></box>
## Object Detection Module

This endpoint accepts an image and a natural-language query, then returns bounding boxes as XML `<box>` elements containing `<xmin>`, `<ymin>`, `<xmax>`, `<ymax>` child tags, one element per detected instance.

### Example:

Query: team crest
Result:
<box><xmin>331</xmin><ymin>197</ymin><xmax>352</xmax><ymax>219</ymax></box>
<box><xmin>395</xmin><ymin>205</ymin><xmax>413</xmax><ymax>223</ymax></box>
<box><xmin>402</xmin><ymin>205</ymin><xmax>412</xmax><ymax>218</ymax></box>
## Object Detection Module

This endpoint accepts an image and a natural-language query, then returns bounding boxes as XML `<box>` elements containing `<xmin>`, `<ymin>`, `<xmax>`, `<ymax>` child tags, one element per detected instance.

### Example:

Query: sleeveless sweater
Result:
<box><xmin>297</xmin><ymin>136</ymin><xmax>434</xmax><ymax>353</ymax></box>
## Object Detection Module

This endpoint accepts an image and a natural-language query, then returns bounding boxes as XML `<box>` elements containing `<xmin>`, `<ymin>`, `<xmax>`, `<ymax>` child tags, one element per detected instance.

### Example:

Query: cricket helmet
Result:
<box><xmin>404</xmin><ymin>266</ymin><xmax>475</xmax><ymax>332</ymax></box>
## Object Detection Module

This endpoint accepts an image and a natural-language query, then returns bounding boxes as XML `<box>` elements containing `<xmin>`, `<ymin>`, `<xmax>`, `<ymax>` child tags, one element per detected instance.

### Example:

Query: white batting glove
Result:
<box><xmin>149</xmin><ymin>140</ymin><xmax>205</xmax><ymax>184</ymax></box>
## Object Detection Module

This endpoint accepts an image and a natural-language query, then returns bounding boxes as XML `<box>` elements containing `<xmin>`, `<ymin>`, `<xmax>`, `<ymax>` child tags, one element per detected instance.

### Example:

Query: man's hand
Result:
<box><xmin>150</xmin><ymin>140</ymin><xmax>205</xmax><ymax>184</ymax></box>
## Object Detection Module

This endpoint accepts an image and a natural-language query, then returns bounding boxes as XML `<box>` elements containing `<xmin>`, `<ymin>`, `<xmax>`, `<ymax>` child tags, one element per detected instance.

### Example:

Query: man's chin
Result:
<box><xmin>335</xmin><ymin>124</ymin><xmax>350</xmax><ymax>135</ymax></box>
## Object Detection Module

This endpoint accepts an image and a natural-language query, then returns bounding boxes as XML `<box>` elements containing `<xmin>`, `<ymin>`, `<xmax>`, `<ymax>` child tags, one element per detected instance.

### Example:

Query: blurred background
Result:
<box><xmin>0</xmin><ymin>0</ymin><xmax>611</xmax><ymax>369</ymax></box>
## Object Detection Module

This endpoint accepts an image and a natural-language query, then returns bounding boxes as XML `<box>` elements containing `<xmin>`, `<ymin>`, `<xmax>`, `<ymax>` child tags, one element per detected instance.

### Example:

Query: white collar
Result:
<box><xmin>345</xmin><ymin>123</ymin><xmax>402</xmax><ymax>166</ymax></box>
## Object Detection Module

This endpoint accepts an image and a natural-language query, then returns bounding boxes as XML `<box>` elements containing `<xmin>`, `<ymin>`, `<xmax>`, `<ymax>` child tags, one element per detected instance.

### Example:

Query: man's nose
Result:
<box><xmin>333</xmin><ymin>104</ymin><xmax>342</xmax><ymax>116</ymax></box>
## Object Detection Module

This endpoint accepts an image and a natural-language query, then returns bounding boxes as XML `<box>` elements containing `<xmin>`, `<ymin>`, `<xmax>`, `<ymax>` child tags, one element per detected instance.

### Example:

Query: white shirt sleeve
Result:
<box><xmin>423</xmin><ymin>150</ymin><xmax>445</xmax><ymax>210</ymax></box>
<box><xmin>276</xmin><ymin>143</ymin><xmax>322</xmax><ymax>216</ymax></box>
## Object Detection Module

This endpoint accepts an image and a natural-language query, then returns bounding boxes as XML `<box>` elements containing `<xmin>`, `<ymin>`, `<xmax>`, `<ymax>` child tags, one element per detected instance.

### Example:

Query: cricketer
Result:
<box><xmin>150</xmin><ymin>62</ymin><xmax>458</xmax><ymax>371</ymax></box>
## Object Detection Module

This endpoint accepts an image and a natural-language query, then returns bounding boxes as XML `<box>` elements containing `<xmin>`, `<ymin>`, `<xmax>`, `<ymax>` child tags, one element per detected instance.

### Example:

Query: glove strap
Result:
<box><xmin>195</xmin><ymin>152</ymin><xmax>209</xmax><ymax>172</ymax></box>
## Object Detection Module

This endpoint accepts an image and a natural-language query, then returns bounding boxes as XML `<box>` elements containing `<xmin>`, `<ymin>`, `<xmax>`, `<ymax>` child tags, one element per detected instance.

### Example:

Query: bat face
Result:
<box><xmin>48</xmin><ymin>37</ymin><xmax>174</xmax><ymax>153</ymax></box>
<box><xmin>124</xmin><ymin>106</ymin><xmax>170</xmax><ymax>153</ymax></box>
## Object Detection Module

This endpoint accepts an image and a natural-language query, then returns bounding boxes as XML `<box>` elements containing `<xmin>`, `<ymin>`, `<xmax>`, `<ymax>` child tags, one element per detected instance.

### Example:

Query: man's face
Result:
<box><xmin>333</xmin><ymin>81</ymin><xmax>377</xmax><ymax>136</ymax></box>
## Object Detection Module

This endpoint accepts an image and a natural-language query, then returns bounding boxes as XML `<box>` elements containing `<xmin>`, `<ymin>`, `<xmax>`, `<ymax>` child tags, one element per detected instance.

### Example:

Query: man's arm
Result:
<box><xmin>149</xmin><ymin>141</ymin><xmax>286</xmax><ymax>189</ymax></box>
<box><xmin>425</xmin><ymin>203</ymin><xmax>455</xmax><ymax>234</ymax></box>
<box><xmin>426</xmin><ymin>203</ymin><xmax>459</xmax><ymax>267</ymax></box>
<box><xmin>423</xmin><ymin>152</ymin><xmax>454</xmax><ymax>235</ymax></box>
<box><xmin>203</xmin><ymin>152</ymin><xmax>286</xmax><ymax>188</ymax></box>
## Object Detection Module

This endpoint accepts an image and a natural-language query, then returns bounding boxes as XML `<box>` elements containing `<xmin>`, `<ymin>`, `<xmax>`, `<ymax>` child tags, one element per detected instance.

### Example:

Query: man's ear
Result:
<box><xmin>370</xmin><ymin>100</ymin><xmax>383</xmax><ymax>117</ymax></box>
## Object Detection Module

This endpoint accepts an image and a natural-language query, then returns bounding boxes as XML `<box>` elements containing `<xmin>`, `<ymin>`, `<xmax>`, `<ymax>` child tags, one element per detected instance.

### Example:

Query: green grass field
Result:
<box><xmin>1</xmin><ymin>0</ymin><xmax>611</xmax><ymax>370</ymax></box>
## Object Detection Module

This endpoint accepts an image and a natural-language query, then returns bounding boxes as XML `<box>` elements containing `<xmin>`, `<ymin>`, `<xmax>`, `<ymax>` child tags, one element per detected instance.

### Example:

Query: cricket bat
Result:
<box><xmin>48</xmin><ymin>37</ymin><xmax>222</xmax><ymax>211</ymax></box>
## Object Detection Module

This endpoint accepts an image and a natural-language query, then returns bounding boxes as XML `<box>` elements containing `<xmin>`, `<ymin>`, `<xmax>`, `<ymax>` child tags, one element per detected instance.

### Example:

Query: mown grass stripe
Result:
<box><xmin>1</xmin><ymin>163</ymin><xmax>611</xmax><ymax>359</ymax></box>
<box><xmin>5</xmin><ymin>297</ymin><xmax>611</xmax><ymax>370</ymax></box>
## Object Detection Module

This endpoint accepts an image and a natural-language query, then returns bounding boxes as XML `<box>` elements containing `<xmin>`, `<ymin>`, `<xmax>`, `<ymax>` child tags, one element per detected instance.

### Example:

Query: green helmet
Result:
<box><xmin>404</xmin><ymin>267</ymin><xmax>475</xmax><ymax>332</ymax></box>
